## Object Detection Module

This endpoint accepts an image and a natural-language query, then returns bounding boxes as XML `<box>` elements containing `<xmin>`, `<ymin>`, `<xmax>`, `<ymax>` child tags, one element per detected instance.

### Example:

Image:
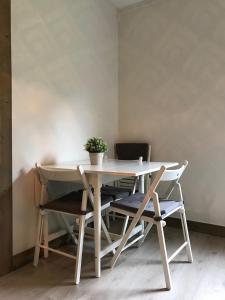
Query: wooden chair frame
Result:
<box><xmin>110</xmin><ymin>161</ymin><xmax>193</xmax><ymax>290</ymax></box>
<box><xmin>33</xmin><ymin>164</ymin><xmax>113</xmax><ymax>284</ymax></box>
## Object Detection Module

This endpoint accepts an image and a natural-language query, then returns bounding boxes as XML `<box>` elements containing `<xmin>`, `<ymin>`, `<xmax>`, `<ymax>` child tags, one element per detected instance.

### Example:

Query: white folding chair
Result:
<box><xmin>103</xmin><ymin>143</ymin><xmax>151</xmax><ymax>232</ymax></box>
<box><xmin>110</xmin><ymin>161</ymin><xmax>193</xmax><ymax>290</ymax></box>
<box><xmin>115</xmin><ymin>143</ymin><xmax>151</xmax><ymax>191</ymax></box>
<box><xmin>33</xmin><ymin>164</ymin><xmax>114</xmax><ymax>284</ymax></box>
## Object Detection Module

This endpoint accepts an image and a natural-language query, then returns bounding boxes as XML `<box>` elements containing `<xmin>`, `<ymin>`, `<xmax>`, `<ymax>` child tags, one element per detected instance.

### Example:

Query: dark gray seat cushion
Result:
<box><xmin>111</xmin><ymin>192</ymin><xmax>182</xmax><ymax>219</ymax></box>
<box><xmin>101</xmin><ymin>186</ymin><xmax>131</xmax><ymax>200</ymax></box>
<box><xmin>41</xmin><ymin>190</ymin><xmax>113</xmax><ymax>215</ymax></box>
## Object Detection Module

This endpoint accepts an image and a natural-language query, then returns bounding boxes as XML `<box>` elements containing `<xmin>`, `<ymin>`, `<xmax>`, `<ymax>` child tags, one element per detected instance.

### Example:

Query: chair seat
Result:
<box><xmin>111</xmin><ymin>192</ymin><xmax>182</xmax><ymax>219</ymax></box>
<box><xmin>41</xmin><ymin>190</ymin><xmax>113</xmax><ymax>215</ymax></box>
<box><xmin>101</xmin><ymin>186</ymin><xmax>131</xmax><ymax>200</ymax></box>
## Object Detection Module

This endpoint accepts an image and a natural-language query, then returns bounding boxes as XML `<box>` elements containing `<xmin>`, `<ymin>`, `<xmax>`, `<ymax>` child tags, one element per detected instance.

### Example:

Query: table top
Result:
<box><xmin>43</xmin><ymin>159</ymin><xmax>178</xmax><ymax>177</ymax></box>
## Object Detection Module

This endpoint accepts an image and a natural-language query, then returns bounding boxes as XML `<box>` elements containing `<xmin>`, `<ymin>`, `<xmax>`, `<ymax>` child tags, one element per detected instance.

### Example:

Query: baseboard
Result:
<box><xmin>12</xmin><ymin>234</ymin><xmax>69</xmax><ymax>270</ymax></box>
<box><xmin>167</xmin><ymin>217</ymin><xmax>225</xmax><ymax>238</ymax></box>
<box><xmin>12</xmin><ymin>248</ymin><xmax>35</xmax><ymax>270</ymax></box>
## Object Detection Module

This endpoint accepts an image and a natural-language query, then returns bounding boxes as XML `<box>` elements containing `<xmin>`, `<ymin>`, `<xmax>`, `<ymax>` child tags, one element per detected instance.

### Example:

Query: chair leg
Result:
<box><xmin>141</xmin><ymin>220</ymin><xmax>145</xmax><ymax>234</ymax></box>
<box><xmin>101</xmin><ymin>217</ymin><xmax>115</xmax><ymax>255</ymax></box>
<box><xmin>61</xmin><ymin>214</ymin><xmax>78</xmax><ymax>245</ymax></box>
<box><xmin>43</xmin><ymin>213</ymin><xmax>49</xmax><ymax>258</ymax></box>
<box><xmin>111</xmin><ymin>214</ymin><xmax>140</xmax><ymax>268</ymax></box>
<box><xmin>138</xmin><ymin>222</ymin><xmax>153</xmax><ymax>246</ymax></box>
<box><xmin>121</xmin><ymin>216</ymin><xmax>129</xmax><ymax>236</ymax></box>
<box><xmin>105</xmin><ymin>207</ymin><xmax>110</xmax><ymax>229</ymax></box>
<box><xmin>33</xmin><ymin>212</ymin><xmax>44</xmax><ymax>267</ymax></box>
<box><xmin>74</xmin><ymin>216</ymin><xmax>85</xmax><ymax>285</ymax></box>
<box><xmin>156</xmin><ymin>221</ymin><xmax>172</xmax><ymax>290</ymax></box>
<box><xmin>180</xmin><ymin>209</ymin><xmax>193</xmax><ymax>263</ymax></box>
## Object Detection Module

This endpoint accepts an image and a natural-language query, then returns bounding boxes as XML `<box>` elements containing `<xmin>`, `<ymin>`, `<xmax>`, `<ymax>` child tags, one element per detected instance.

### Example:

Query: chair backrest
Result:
<box><xmin>160</xmin><ymin>161</ymin><xmax>188</xmax><ymax>182</ymax></box>
<box><xmin>36</xmin><ymin>164</ymin><xmax>81</xmax><ymax>184</ymax></box>
<box><xmin>35</xmin><ymin>164</ymin><xmax>92</xmax><ymax>208</ymax></box>
<box><xmin>158</xmin><ymin>161</ymin><xmax>188</xmax><ymax>201</ymax></box>
<box><xmin>115</xmin><ymin>143</ymin><xmax>151</xmax><ymax>162</ymax></box>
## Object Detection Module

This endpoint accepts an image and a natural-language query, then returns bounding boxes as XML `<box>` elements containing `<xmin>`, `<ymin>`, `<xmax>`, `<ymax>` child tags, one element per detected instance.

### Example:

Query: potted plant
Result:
<box><xmin>85</xmin><ymin>137</ymin><xmax>107</xmax><ymax>165</ymax></box>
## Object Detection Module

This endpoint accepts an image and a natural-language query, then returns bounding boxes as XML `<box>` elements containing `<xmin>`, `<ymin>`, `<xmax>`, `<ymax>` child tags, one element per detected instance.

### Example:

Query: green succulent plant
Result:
<box><xmin>84</xmin><ymin>137</ymin><xmax>107</xmax><ymax>153</ymax></box>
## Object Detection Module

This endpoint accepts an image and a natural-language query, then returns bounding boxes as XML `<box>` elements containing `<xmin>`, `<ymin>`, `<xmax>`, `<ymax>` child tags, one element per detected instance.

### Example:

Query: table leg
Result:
<box><xmin>91</xmin><ymin>174</ymin><xmax>102</xmax><ymax>278</ymax></box>
<box><xmin>139</xmin><ymin>174</ymin><xmax>145</xmax><ymax>193</ymax></box>
<box><xmin>139</xmin><ymin>175</ymin><xmax>145</xmax><ymax>234</ymax></box>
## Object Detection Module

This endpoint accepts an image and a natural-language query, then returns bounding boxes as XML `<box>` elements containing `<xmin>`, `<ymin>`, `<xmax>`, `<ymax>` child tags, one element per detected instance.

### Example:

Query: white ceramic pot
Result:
<box><xmin>89</xmin><ymin>152</ymin><xmax>104</xmax><ymax>165</ymax></box>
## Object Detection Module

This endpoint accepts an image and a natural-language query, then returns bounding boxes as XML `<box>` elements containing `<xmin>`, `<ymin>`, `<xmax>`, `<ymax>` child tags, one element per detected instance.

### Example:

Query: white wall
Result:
<box><xmin>119</xmin><ymin>0</ymin><xmax>225</xmax><ymax>226</ymax></box>
<box><xmin>12</xmin><ymin>0</ymin><xmax>118</xmax><ymax>255</ymax></box>
<box><xmin>12</xmin><ymin>0</ymin><xmax>225</xmax><ymax>255</ymax></box>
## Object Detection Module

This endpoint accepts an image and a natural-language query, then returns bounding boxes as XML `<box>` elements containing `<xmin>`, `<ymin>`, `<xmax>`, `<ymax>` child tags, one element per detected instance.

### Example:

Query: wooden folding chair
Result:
<box><xmin>110</xmin><ymin>161</ymin><xmax>193</xmax><ymax>290</ymax></box>
<box><xmin>33</xmin><ymin>164</ymin><xmax>114</xmax><ymax>284</ymax></box>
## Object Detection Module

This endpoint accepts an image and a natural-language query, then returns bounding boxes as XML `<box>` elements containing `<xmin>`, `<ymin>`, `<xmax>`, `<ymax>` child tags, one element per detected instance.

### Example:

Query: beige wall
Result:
<box><xmin>12</xmin><ymin>0</ymin><xmax>118</xmax><ymax>255</ymax></box>
<box><xmin>119</xmin><ymin>0</ymin><xmax>225</xmax><ymax>226</ymax></box>
<box><xmin>12</xmin><ymin>0</ymin><xmax>225</xmax><ymax>255</ymax></box>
